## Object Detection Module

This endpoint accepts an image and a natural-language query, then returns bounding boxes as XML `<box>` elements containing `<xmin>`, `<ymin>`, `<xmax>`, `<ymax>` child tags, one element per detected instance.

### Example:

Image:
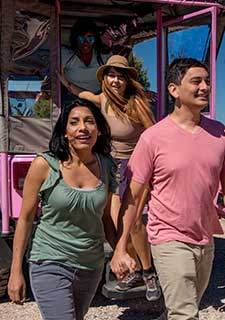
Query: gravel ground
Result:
<box><xmin>1</xmin><ymin>219</ymin><xmax>225</xmax><ymax>320</ymax></box>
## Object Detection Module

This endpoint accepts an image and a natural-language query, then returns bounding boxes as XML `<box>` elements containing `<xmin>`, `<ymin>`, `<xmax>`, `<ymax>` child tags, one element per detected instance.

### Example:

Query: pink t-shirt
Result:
<box><xmin>127</xmin><ymin>115</ymin><xmax>225</xmax><ymax>245</ymax></box>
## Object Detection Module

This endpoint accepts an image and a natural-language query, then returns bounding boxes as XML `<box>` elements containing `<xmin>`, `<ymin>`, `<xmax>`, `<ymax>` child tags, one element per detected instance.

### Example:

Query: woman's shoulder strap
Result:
<box><xmin>36</xmin><ymin>151</ymin><xmax>59</xmax><ymax>171</ymax></box>
<box><xmin>37</xmin><ymin>152</ymin><xmax>61</xmax><ymax>194</ymax></box>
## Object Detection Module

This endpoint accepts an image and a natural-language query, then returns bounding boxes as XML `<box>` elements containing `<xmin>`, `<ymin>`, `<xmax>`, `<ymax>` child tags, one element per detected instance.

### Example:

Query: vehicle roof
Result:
<box><xmin>59</xmin><ymin>0</ymin><xmax>225</xmax><ymax>45</ymax></box>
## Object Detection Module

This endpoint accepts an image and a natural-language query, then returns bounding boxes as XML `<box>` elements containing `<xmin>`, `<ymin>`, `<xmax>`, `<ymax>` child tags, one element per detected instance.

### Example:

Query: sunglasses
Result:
<box><xmin>78</xmin><ymin>36</ymin><xmax>95</xmax><ymax>44</ymax></box>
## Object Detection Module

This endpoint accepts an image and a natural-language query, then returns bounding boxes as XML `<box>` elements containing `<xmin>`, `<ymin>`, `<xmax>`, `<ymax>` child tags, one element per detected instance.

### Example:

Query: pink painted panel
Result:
<box><xmin>10</xmin><ymin>155</ymin><xmax>35</xmax><ymax>218</ymax></box>
<box><xmin>0</xmin><ymin>153</ymin><xmax>10</xmax><ymax>234</ymax></box>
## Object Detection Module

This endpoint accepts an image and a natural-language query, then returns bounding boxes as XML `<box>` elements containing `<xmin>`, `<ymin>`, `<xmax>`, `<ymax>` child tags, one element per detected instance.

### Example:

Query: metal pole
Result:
<box><xmin>210</xmin><ymin>7</ymin><xmax>218</xmax><ymax>119</ymax></box>
<box><xmin>157</xmin><ymin>8</ymin><xmax>163</xmax><ymax>120</ymax></box>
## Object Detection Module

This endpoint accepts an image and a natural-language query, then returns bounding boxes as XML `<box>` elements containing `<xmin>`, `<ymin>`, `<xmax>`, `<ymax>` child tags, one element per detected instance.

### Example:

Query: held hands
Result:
<box><xmin>8</xmin><ymin>272</ymin><xmax>26</xmax><ymax>304</ymax></box>
<box><xmin>110</xmin><ymin>249</ymin><xmax>136</xmax><ymax>280</ymax></box>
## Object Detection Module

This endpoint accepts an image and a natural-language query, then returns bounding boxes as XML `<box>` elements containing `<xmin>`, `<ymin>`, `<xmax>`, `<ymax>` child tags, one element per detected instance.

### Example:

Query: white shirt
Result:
<box><xmin>62</xmin><ymin>47</ymin><xmax>110</xmax><ymax>93</ymax></box>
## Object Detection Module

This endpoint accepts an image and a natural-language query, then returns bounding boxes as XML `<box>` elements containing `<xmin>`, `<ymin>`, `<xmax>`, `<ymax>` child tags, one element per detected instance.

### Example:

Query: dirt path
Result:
<box><xmin>1</xmin><ymin>219</ymin><xmax>225</xmax><ymax>320</ymax></box>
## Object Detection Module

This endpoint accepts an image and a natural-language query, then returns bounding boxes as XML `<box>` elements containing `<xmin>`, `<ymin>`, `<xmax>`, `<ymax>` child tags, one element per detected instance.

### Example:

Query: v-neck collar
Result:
<box><xmin>167</xmin><ymin>114</ymin><xmax>205</xmax><ymax>136</ymax></box>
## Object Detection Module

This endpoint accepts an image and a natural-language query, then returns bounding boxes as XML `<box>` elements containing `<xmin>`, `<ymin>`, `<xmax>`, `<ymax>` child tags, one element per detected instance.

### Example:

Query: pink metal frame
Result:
<box><xmin>1</xmin><ymin>1</ymin><xmax>62</xmax><ymax>235</ymax></box>
<box><xmin>136</xmin><ymin>0</ymin><xmax>224</xmax><ymax>10</ymax></box>
<box><xmin>211</xmin><ymin>6</ymin><xmax>217</xmax><ymax>119</ymax></box>
<box><xmin>156</xmin><ymin>8</ymin><xmax>163</xmax><ymax>120</ymax></box>
<box><xmin>156</xmin><ymin>5</ymin><xmax>220</xmax><ymax>119</ymax></box>
<box><xmin>56</xmin><ymin>0</ymin><xmax>61</xmax><ymax>110</ymax></box>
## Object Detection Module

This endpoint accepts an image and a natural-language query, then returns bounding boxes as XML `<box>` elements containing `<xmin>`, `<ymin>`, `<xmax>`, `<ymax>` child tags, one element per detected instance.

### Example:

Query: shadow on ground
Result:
<box><xmin>200</xmin><ymin>236</ymin><xmax>225</xmax><ymax>310</ymax></box>
<box><xmin>92</xmin><ymin>235</ymin><xmax>225</xmax><ymax>319</ymax></box>
<box><xmin>91</xmin><ymin>293</ymin><xmax>165</xmax><ymax>319</ymax></box>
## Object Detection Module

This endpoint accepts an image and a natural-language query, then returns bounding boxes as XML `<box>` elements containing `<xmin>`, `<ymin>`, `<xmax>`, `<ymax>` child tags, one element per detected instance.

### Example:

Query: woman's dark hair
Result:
<box><xmin>69</xmin><ymin>18</ymin><xmax>105</xmax><ymax>65</ymax></box>
<box><xmin>49</xmin><ymin>98</ymin><xmax>112</xmax><ymax>161</ymax></box>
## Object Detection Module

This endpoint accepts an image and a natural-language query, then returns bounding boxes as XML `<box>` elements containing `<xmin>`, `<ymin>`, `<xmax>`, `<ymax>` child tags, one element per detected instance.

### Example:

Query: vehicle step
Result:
<box><xmin>102</xmin><ymin>280</ymin><xmax>146</xmax><ymax>300</ymax></box>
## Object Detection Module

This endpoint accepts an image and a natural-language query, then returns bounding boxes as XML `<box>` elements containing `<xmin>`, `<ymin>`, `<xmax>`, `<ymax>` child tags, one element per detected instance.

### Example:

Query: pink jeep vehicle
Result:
<box><xmin>0</xmin><ymin>0</ymin><xmax>225</xmax><ymax>299</ymax></box>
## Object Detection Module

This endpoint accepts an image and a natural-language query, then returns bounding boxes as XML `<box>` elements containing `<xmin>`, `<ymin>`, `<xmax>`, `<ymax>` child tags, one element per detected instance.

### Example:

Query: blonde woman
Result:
<box><xmin>57</xmin><ymin>55</ymin><xmax>161</xmax><ymax>301</ymax></box>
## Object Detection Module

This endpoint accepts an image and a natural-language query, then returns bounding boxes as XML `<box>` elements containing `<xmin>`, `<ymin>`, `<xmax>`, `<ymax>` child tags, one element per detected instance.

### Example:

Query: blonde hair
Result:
<box><xmin>102</xmin><ymin>68</ymin><xmax>155</xmax><ymax>128</ymax></box>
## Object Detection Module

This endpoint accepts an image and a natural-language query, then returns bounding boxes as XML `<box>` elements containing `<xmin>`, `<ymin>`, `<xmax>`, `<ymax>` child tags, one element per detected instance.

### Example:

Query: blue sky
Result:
<box><xmin>8</xmin><ymin>80</ymin><xmax>41</xmax><ymax>91</ymax></box>
<box><xmin>134</xmin><ymin>38</ymin><xmax>157</xmax><ymax>92</ymax></box>
<box><xmin>216</xmin><ymin>33</ymin><xmax>225</xmax><ymax>124</ymax></box>
<box><xmin>134</xmin><ymin>27</ymin><xmax>225</xmax><ymax>124</ymax></box>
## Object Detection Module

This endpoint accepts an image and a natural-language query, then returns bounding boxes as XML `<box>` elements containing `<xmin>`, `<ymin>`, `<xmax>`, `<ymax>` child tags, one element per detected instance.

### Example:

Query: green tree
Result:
<box><xmin>33</xmin><ymin>99</ymin><xmax>50</xmax><ymax>118</ymax></box>
<box><xmin>129</xmin><ymin>52</ymin><xmax>150</xmax><ymax>90</ymax></box>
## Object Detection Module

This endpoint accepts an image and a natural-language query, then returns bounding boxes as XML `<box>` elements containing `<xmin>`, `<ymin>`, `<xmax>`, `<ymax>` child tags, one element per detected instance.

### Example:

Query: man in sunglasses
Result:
<box><xmin>77</xmin><ymin>33</ymin><xmax>96</xmax><ymax>64</ymax></box>
<box><xmin>77</xmin><ymin>35</ymin><xmax>95</xmax><ymax>44</ymax></box>
<box><xmin>61</xmin><ymin>18</ymin><xmax>111</xmax><ymax>101</ymax></box>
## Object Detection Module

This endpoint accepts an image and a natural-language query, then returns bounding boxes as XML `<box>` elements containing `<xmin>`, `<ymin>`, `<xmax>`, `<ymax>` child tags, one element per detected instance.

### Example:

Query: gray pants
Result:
<box><xmin>29</xmin><ymin>261</ymin><xmax>103</xmax><ymax>320</ymax></box>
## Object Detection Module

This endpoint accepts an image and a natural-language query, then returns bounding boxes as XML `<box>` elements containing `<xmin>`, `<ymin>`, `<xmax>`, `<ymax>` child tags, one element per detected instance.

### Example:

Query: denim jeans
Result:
<box><xmin>29</xmin><ymin>261</ymin><xmax>103</xmax><ymax>320</ymax></box>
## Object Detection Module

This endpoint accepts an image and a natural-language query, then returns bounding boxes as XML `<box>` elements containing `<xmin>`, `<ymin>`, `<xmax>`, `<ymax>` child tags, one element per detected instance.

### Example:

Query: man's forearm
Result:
<box><xmin>116</xmin><ymin>181</ymin><xmax>146</xmax><ymax>252</ymax></box>
<box><xmin>116</xmin><ymin>203</ymin><xmax>137</xmax><ymax>252</ymax></box>
<box><xmin>110</xmin><ymin>180</ymin><xmax>147</xmax><ymax>277</ymax></box>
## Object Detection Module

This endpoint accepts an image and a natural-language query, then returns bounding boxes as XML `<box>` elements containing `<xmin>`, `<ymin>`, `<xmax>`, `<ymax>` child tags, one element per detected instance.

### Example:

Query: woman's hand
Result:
<box><xmin>110</xmin><ymin>249</ymin><xmax>136</xmax><ymax>280</ymax></box>
<box><xmin>8</xmin><ymin>272</ymin><xmax>26</xmax><ymax>304</ymax></box>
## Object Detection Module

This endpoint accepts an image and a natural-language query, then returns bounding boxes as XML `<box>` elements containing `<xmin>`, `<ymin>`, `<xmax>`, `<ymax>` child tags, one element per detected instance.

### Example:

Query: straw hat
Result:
<box><xmin>96</xmin><ymin>55</ymin><xmax>137</xmax><ymax>82</ymax></box>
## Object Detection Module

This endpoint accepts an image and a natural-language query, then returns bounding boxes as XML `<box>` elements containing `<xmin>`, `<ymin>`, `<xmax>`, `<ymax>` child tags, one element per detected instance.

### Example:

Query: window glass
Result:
<box><xmin>216</xmin><ymin>32</ymin><xmax>225</xmax><ymax>124</ymax></box>
<box><xmin>8</xmin><ymin>11</ymin><xmax>51</xmax><ymax>118</ymax></box>
<box><xmin>168</xmin><ymin>25</ymin><xmax>210</xmax><ymax>62</ymax></box>
<box><xmin>133</xmin><ymin>38</ymin><xmax>157</xmax><ymax>119</ymax></box>
<box><xmin>167</xmin><ymin>25</ymin><xmax>210</xmax><ymax>114</ymax></box>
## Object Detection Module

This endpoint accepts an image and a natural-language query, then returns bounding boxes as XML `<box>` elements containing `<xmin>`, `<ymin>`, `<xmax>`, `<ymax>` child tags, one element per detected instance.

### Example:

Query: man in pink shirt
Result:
<box><xmin>111</xmin><ymin>58</ymin><xmax>225</xmax><ymax>320</ymax></box>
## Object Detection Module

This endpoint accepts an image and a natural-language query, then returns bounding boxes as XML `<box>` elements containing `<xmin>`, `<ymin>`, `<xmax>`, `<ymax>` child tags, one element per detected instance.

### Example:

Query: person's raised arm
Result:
<box><xmin>56</xmin><ymin>70</ymin><xmax>101</xmax><ymax>107</ymax></box>
<box><xmin>8</xmin><ymin>157</ymin><xmax>49</xmax><ymax>303</ymax></box>
<box><xmin>110</xmin><ymin>180</ymin><xmax>147</xmax><ymax>279</ymax></box>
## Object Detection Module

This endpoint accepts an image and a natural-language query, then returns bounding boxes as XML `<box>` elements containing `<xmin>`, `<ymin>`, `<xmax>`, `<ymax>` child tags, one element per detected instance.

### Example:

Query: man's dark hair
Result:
<box><xmin>166</xmin><ymin>58</ymin><xmax>209</xmax><ymax>109</ymax></box>
<box><xmin>49</xmin><ymin>98</ymin><xmax>112</xmax><ymax>161</ymax></box>
<box><xmin>167</xmin><ymin>57</ymin><xmax>209</xmax><ymax>87</ymax></box>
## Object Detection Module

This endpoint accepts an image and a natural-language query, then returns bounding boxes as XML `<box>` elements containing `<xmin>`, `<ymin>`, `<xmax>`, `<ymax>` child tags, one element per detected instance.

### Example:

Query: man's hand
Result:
<box><xmin>110</xmin><ymin>249</ymin><xmax>136</xmax><ymax>280</ymax></box>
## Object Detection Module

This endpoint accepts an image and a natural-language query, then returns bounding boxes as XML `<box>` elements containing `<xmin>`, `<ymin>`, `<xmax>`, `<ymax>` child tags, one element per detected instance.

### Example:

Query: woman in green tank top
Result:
<box><xmin>8</xmin><ymin>98</ymin><xmax>118</xmax><ymax>320</ymax></box>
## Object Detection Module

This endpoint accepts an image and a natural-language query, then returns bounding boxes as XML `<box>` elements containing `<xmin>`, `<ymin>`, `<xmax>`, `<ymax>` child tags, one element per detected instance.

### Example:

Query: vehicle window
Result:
<box><xmin>167</xmin><ymin>25</ymin><xmax>211</xmax><ymax>114</ymax></box>
<box><xmin>8</xmin><ymin>11</ymin><xmax>51</xmax><ymax>119</ymax></box>
<box><xmin>134</xmin><ymin>38</ymin><xmax>157</xmax><ymax>119</ymax></box>
<box><xmin>216</xmin><ymin>31</ymin><xmax>225</xmax><ymax>124</ymax></box>
<box><xmin>168</xmin><ymin>25</ymin><xmax>210</xmax><ymax>62</ymax></box>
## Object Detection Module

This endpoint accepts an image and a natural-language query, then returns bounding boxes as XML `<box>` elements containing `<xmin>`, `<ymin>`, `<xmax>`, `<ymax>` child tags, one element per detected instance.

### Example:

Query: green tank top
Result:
<box><xmin>28</xmin><ymin>151</ymin><xmax>117</xmax><ymax>270</ymax></box>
